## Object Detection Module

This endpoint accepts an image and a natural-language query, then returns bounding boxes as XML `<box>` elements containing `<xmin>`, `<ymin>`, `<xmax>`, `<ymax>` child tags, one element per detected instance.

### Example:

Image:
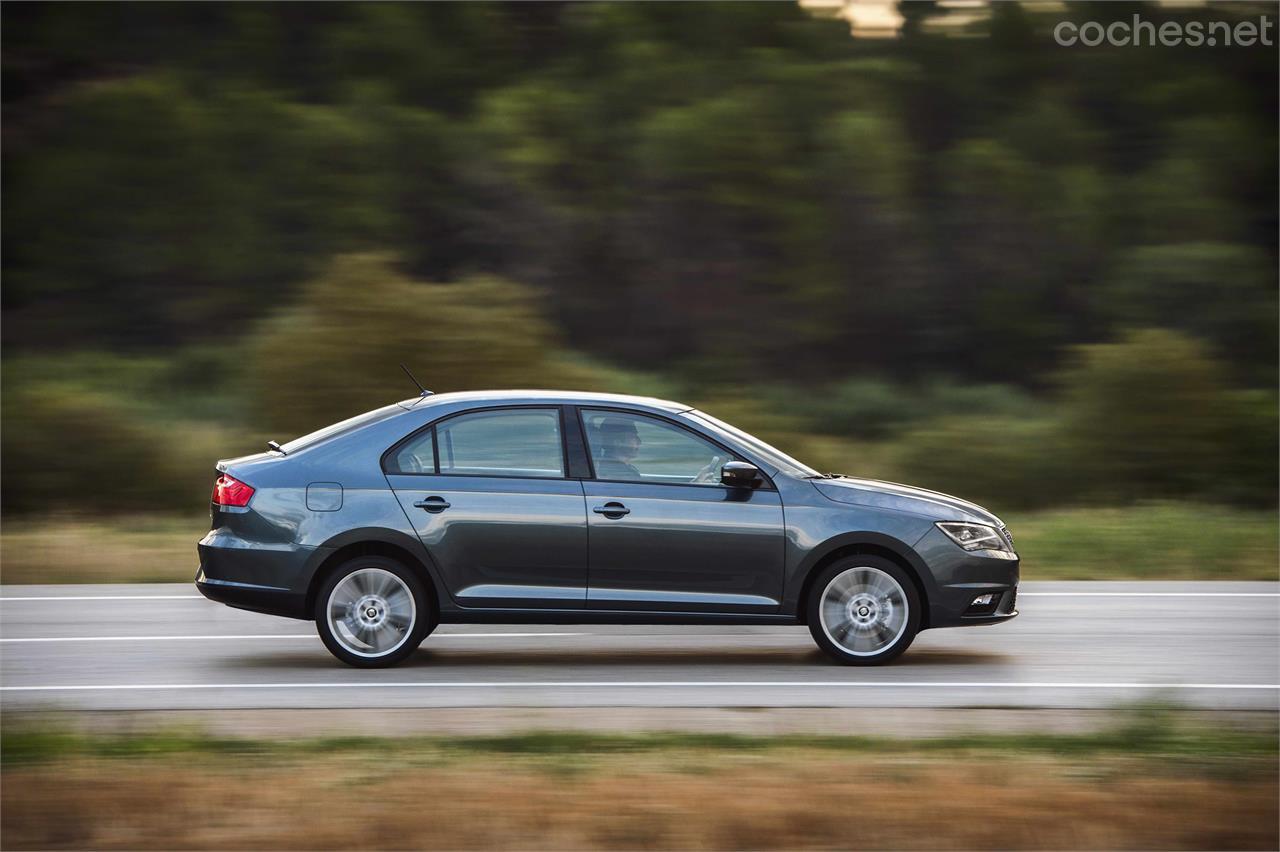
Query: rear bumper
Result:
<box><xmin>196</xmin><ymin>532</ymin><xmax>331</xmax><ymax>620</ymax></box>
<box><xmin>195</xmin><ymin>572</ymin><xmax>309</xmax><ymax>620</ymax></box>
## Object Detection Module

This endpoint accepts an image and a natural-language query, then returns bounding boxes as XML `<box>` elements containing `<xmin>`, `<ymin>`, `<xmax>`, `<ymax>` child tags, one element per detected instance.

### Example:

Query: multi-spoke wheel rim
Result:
<box><xmin>326</xmin><ymin>568</ymin><xmax>416</xmax><ymax>658</ymax></box>
<box><xmin>819</xmin><ymin>566</ymin><xmax>909</xmax><ymax>656</ymax></box>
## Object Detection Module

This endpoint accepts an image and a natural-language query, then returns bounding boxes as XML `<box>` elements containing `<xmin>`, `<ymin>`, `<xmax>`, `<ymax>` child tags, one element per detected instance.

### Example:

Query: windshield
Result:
<box><xmin>280</xmin><ymin>404</ymin><xmax>402</xmax><ymax>454</ymax></box>
<box><xmin>685</xmin><ymin>410</ymin><xmax>820</xmax><ymax>478</ymax></box>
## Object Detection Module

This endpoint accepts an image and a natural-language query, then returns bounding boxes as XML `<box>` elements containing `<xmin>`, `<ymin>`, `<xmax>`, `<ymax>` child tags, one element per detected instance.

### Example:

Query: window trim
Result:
<box><xmin>381</xmin><ymin>404</ymin><xmax>570</xmax><ymax>481</ymax></box>
<box><xmin>574</xmin><ymin>405</ymin><xmax>776</xmax><ymax>491</ymax></box>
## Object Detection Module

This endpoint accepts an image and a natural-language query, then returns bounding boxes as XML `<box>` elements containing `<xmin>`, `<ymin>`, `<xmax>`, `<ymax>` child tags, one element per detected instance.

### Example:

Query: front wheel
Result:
<box><xmin>314</xmin><ymin>556</ymin><xmax>433</xmax><ymax>668</ymax></box>
<box><xmin>807</xmin><ymin>556</ymin><xmax>920</xmax><ymax>665</ymax></box>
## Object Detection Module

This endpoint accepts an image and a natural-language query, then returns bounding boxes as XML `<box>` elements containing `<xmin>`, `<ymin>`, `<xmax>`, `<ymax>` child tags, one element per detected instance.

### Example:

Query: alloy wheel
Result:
<box><xmin>326</xmin><ymin>567</ymin><xmax>417</xmax><ymax>658</ymax></box>
<box><xmin>817</xmin><ymin>565</ymin><xmax>910</xmax><ymax>656</ymax></box>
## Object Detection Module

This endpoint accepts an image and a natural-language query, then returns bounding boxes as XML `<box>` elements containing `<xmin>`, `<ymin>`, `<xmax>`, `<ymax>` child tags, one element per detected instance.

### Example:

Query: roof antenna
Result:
<box><xmin>400</xmin><ymin>363</ymin><xmax>433</xmax><ymax>397</ymax></box>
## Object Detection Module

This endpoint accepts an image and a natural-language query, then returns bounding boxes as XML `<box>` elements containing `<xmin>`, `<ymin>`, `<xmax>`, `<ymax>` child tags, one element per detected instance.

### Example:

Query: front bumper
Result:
<box><xmin>913</xmin><ymin>526</ymin><xmax>1020</xmax><ymax>629</ymax></box>
<box><xmin>947</xmin><ymin>585</ymin><xmax>1018</xmax><ymax>626</ymax></box>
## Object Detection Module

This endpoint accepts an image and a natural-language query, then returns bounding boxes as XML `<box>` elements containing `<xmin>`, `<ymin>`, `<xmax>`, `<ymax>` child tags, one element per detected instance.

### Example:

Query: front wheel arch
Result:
<box><xmin>794</xmin><ymin>539</ymin><xmax>930</xmax><ymax>630</ymax></box>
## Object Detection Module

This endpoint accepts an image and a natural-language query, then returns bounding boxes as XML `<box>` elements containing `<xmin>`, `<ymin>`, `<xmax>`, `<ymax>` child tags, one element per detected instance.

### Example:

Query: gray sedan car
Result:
<box><xmin>197</xmin><ymin>390</ymin><xmax>1019</xmax><ymax>667</ymax></box>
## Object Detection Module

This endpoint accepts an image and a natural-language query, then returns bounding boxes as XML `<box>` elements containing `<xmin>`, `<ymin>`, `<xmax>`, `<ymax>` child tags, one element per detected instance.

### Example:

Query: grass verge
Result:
<box><xmin>1006</xmin><ymin>502</ymin><xmax>1279</xmax><ymax>581</ymax></box>
<box><xmin>2</xmin><ymin>708</ymin><xmax>1276</xmax><ymax>849</ymax></box>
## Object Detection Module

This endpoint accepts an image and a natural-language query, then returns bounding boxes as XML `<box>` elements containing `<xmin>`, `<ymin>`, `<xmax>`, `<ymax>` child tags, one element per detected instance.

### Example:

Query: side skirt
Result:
<box><xmin>439</xmin><ymin>608</ymin><xmax>801</xmax><ymax>626</ymax></box>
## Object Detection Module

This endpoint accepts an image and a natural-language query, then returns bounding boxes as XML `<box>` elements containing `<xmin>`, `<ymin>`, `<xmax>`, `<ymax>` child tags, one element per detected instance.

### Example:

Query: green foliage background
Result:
<box><xmin>2</xmin><ymin>2</ymin><xmax>1276</xmax><ymax>520</ymax></box>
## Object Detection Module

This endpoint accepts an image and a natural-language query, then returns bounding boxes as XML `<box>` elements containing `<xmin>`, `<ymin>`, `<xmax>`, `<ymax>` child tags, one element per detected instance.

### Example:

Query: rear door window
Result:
<box><xmin>436</xmin><ymin>409</ymin><xmax>565</xmax><ymax>478</ymax></box>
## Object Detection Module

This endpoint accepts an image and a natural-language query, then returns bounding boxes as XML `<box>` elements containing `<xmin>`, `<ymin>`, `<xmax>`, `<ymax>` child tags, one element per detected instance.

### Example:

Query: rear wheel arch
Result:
<box><xmin>794</xmin><ymin>535</ymin><xmax>931</xmax><ymax>629</ymax></box>
<box><xmin>305</xmin><ymin>532</ymin><xmax>442</xmax><ymax>622</ymax></box>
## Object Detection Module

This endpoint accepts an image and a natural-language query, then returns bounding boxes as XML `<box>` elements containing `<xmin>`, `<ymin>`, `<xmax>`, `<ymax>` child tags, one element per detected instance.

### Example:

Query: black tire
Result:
<box><xmin>314</xmin><ymin>555</ymin><xmax>434</xmax><ymax>668</ymax></box>
<box><xmin>806</xmin><ymin>555</ymin><xmax>921</xmax><ymax>665</ymax></box>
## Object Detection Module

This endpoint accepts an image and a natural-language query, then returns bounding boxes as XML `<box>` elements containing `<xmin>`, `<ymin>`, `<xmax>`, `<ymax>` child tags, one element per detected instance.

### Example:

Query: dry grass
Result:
<box><xmin>3</xmin><ymin>746</ymin><xmax>1276</xmax><ymax>850</ymax></box>
<box><xmin>0</xmin><ymin>515</ymin><xmax>205</xmax><ymax>584</ymax></box>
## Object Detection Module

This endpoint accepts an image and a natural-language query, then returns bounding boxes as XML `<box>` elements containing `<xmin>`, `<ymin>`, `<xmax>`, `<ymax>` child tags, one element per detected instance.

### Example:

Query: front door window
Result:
<box><xmin>580</xmin><ymin>409</ymin><xmax>730</xmax><ymax>485</ymax></box>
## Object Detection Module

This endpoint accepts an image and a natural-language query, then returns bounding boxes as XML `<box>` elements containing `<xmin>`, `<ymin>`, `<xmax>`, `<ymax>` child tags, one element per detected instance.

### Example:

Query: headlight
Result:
<box><xmin>936</xmin><ymin>521</ymin><xmax>1013</xmax><ymax>554</ymax></box>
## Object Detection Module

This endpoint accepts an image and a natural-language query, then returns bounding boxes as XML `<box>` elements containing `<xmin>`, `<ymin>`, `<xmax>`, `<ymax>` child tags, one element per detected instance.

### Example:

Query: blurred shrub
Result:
<box><xmin>2</xmin><ymin>324</ymin><xmax>1272</xmax><ymax>519</ymax></box>
<box><xmin>688</xmin><ymin>395</ymin><xmax>816</xmax><ymax>455</ymax></box>
<box><xmin>922</xmin><ymin>380</ymin><xmax>1041</xmax><ymax>421</ymax></box>
<box><xmin>1220</xmin><ymin>389</ymin><xmax>1280</xmax><ymax>506</ymax></box>
<box><xmin>249</xmin><ymin>253</ymin><xmax>617</xmax><ymax>435</ymax></box>
<box><xmin>546</xmin><ymin>353</ymin><xmax>679</xmax><ymax>402</ymax></box>
<box><xmin>772</xmin><ymin>378</ymin><xmax>1038</xmax><ymax>441</ymax></box>
<box><xmin>776</xmin><ymin>379</ymin><xmax>927</xmax><ymax>440</ymax></box>
<box><xmin>1058</xmin><ymin>329</ymin><xmax>1273</xmax><ymax>505</ymax></box>
<box><xmin>680</xmin><ymin>393</ymin><xmax>919</xmax><ymax>483</ymax></box>
<box><xmin>890</xmin><ymin>329</ymin><xmax>1276</xmax><ymax>509</ymax></box>
<box><xmin>3</xmin><ymin>349</ymin><xmax>246</xmax><ymax>422</ymax></box>
<box><xmin>892</xmin><ymin>416</ymin><xmax>1072</xmax><ymax>510</ymax></box>
<box><xmin>0</xmin><ymin>387</ymin><xmax>222</xmax><ymax>514</ymax></box>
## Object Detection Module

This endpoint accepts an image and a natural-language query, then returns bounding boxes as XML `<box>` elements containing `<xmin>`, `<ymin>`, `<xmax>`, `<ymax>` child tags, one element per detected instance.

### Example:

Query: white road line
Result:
<box><xmin>0</xmin><ymin>634</ymin><xmax>312</xmax><ymax>643</ymax></box>
<box><xmin>0</xmin><ymin>632</ymin><xmax>584</xmax><ymax>643</ymax></box>
<box><xmin>1</xmin><ymin>681</ymin><xmax>1276</xmax><ymax>693</ymax></box>
<box><xmin>1019</xmin><ymin>592</ymin><xmax>1279</xmax><ymax>597</ymax></box>
<box><xmin>0</xmin><ymin>595</ymin><xmax>206</xmax><ymax>601</ymax></box>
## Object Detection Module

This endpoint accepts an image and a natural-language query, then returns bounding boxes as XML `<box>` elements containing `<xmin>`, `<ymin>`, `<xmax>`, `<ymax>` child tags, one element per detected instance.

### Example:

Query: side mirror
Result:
<box><xmin>721</xmin><ymin>461</ymin><xmax>761</xmax><ymax>488</ymax></box>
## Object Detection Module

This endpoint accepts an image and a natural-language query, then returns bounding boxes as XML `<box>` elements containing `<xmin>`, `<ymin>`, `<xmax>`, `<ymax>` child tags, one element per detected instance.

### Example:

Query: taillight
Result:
<box><xmin>212</xmin><ymin>474</ymin><xmax>255</xmax><ymax>507</ymax></box>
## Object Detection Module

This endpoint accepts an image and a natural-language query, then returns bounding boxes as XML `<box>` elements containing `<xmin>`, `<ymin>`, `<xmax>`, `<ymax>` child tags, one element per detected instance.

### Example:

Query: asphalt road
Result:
<box><xmin>1</xmin><ymin>581</ymin><xmax>1276</xmax><ymax>712</ymax></box>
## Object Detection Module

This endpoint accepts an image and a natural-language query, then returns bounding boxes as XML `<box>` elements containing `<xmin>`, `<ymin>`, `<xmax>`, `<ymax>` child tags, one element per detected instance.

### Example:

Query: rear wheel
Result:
<box><xmin>807</xmin><ymin>555</ymin><xmax>920</xmax><ymax>665</ymax></box>
<box><xmin>314</xmin><ymin>556</ymin><xmax>433</xmax><ymax>668</ymax></box>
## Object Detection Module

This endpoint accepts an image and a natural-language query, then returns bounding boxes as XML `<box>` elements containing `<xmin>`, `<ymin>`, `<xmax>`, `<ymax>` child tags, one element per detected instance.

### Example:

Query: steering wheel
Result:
<box><xmin>692</xmin><ymin>454</ymin><xmax>726</xmax><ymax>485</ymax></box>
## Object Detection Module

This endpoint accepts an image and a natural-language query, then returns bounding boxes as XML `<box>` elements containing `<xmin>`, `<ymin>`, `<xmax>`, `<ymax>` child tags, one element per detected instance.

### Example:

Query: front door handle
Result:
<box><xmin>593</xmin><ymin>502</ymin><xmax>630</xmax><ymax>518</ymax></box>
<box><xmin>413</xmin><ymin>496</ymin><xmax>451</xmax><ymax>513</ymax></box>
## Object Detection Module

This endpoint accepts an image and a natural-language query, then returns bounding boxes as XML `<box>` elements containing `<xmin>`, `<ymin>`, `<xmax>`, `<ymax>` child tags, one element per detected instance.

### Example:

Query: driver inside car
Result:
<box><xmin>595</xmin><ymin>417</ymin><xmax>643</xmax><ymax>479</ymax></box>
<box><xmin>594</xmin><ymin>415</ymin><xmax>726</xmax><ymax>483</ymax></box>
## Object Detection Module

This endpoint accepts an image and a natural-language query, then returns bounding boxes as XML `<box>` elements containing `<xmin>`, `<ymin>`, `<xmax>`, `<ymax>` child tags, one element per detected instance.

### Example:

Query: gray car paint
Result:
<box><xmin>387</xmin><ymin>473</ymin><xmax>589</xmax><ymax>608</ymax></box>
<box><xmin>582</xmin><ymin>478</ymin><xmax>785</xmax><ymax>613</ymax></box>
<box><xmin>197</xmin><ymin>390</ymin><xmax>1019</xmax><ymax>629</ymax></box>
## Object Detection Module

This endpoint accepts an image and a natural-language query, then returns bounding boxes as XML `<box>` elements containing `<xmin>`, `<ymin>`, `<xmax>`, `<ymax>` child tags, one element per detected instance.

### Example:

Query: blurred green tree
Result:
<box><xmin>249</xmin><ymin>254</ymin><xmax>606</xmax><ymax>435</ymax></box>
<box><xmin>1100</xmin><ymin>243</ymin><xmax>1278</xmax><ymax>386</ymax></box>
<box><xmin>4</xmin><ymin>1</ymin><xmax>1275</xmax><ymax>388</ymax></box>
<box><xmin>1</xmin><ymin>1</ymin><xmax>1276</xmax><ymax>516</ymax></box>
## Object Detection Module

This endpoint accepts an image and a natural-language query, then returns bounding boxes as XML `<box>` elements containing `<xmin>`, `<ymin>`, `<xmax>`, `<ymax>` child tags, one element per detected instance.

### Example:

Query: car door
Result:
<box><xmin>385</xmin><ymin>406</ymin><xmax>588</xmax><ymax>608</ymax></box>
<box><xmin>578</xmin><ymin>408</ymin><xmax>785</xmax><ymax>613</ymax></box>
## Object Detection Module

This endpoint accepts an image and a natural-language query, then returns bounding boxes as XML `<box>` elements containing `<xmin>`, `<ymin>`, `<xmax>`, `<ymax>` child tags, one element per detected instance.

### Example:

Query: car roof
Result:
<box><xmin>397</xmin><ymin>389</ymin><xmax>692</xmax><ymax>413</ymax></box>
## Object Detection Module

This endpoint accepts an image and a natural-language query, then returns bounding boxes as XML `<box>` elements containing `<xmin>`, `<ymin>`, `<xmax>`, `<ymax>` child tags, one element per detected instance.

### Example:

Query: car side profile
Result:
<box><xmin>197</xmin><ymin>390</ymin><xmax>1019</xmax><ymax>667</ymax></box>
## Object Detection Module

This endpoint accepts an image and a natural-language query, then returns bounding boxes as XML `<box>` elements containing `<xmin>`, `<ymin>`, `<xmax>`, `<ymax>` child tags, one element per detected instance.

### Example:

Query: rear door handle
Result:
<box><xmin>413</xmin><ymin>496</ymin><xmax>451</xmax><ymax>513</ymax></box>
<box><xmin>593</xmin><ymin>502</ymin><xmax>630</xmax><ymax>518</ymax></box>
